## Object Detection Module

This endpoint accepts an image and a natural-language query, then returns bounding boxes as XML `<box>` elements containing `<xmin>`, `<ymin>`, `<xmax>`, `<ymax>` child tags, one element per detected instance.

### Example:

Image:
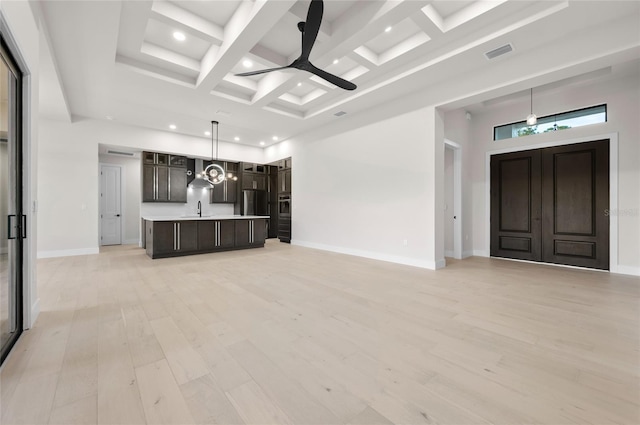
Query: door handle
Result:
<box><xmin>116</xmin><ymin>214</ymin><xmax>121</xmax><ymax>217</ymax></box>
<box><xmin>7</xmin><ymin>215</ymin><xmax>16</xmax><ymax>239</ymax></box>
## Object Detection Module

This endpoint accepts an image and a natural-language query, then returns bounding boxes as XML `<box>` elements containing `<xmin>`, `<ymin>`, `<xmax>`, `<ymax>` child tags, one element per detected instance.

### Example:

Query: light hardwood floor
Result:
<box><xmin>1</xmin><ymin>240</ymin><xmax>639</xmax><ymax>424</ymax></box>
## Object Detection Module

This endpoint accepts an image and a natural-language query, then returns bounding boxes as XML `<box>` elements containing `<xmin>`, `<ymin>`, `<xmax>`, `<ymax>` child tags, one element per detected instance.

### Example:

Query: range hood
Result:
<box><xmin>189</xmin><ymin>158</ymin><xmax>212</xmax><ymax>189</ymax></box>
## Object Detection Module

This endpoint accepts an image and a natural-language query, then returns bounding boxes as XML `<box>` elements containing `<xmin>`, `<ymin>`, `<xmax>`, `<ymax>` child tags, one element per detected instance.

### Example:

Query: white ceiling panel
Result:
<box><xmin>144</xmin><ymin>18</ymin><xmax>211</xmax><ymax>60</ymax></box>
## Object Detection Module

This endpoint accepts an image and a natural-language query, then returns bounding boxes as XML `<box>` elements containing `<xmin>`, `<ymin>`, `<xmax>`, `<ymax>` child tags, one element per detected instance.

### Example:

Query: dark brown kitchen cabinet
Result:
<box><xmin>242</xmin><ymin>173</ymin><xmax>266</xmax><ymax>190</ymax></box>
<box><xmin>144</xmin><ymin>151</ymin><xmax>169</xmax><ymax>165</ymax></box>
<box><xmin>235</xmin><ymin>219</ymin><xmax>265</xmax><ymax>247</ymax></box>
<box><xmin>209</xmin><ymin>161</ymin><xmax>238</xmax><ymax>203</ymax></box>
<box><xmin>198</xmin><ymin>220</ymin><xmax>235</xmax><ymax>250</ymax></box>
<box><xmin>147</xmin><ymin>220</ymin><xmax>197</xmax><ymax>255</ymax></box>
<box><xmin>142</xmin><ymin>151</ymin><xmax>187</xmax><ymax>203</ymax></box>
<box><xmin>146</xmin><ymin>218</ymin><xmax>267</xmax><ymax>259</ymax></box>
<box><xmin>169</xmin><ymin>167</ymin><xmax>187</xmax><ymax>202</ymax></box>
<box><xmin>277</xmin><ymin>157</ymin><xmax>292</xmax><ymax>170</ymax></box>
<box><xmin>277</xmin><ymin>169</ymin><xmax>291</xmax><ymax>193</ymax></box>
<box><xmin>242</xmin><ymin>163</ymin><xmax>267</xmax><ymax>173</ymax></box>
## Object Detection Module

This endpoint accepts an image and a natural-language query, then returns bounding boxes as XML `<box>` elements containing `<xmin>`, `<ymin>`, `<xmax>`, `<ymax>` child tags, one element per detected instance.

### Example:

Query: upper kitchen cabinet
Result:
<box><xmin>277</xmin><ymin>169</ymin><xmax>291</xmax><ymax>194</ymax></box>
<box><xmin>242</xmin><ymin>163</ymin><xmax>267</xmax><ymax>174</ymax></box>
<box><xmin>277</xmin><ymin>158</ymin><xmax>292</xmax><ymax>170</ymax></box>
<box><xmin>142</xmin><ymin>151</ymin><xmax>187</xmax><ymax>203</ymax></box>
<box><xmin>209</xmin><ymin>160</ymin><xmax>239</xmax><ymax>203</ymax></box>
<box><xmin>242</xmin><ymin>173</ymin><xmax>266</xmax><ymax>190</ymax></box>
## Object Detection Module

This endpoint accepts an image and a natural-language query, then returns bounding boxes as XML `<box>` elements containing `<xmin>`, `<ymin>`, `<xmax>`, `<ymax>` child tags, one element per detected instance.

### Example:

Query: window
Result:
<box><xmin>494</xmin><ymin>104</ymin><xmax>607</xmax><ymax>141</ymax></box>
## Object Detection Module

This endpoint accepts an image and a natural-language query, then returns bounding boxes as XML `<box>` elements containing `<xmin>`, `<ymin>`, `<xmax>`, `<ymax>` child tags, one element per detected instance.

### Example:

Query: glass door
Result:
<box><xmin>0</xmin><ymin>39</ymin><xmax>24</xmax><ymax>365</ymax></box>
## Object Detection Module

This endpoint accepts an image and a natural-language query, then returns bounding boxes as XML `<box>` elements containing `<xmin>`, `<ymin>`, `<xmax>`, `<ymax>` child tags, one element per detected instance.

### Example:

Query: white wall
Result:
<box><xmin>463</xmin><ymin>71</ymin><xmax>640</xmax><ymax>275</ymax></box>
<box><xmin>38</xmin><ymin>118</ymin><xmax>261</xmax><ymax>257</ymax></box>
<box><xmin>282</xmin><ymin>106</ymin><xmax>443</xmax><ymax>269</ymax></box>
<box><xmin>1</xmin><ymin>0</ymin><xmax>41</xmax><ymax>326</ymax></box>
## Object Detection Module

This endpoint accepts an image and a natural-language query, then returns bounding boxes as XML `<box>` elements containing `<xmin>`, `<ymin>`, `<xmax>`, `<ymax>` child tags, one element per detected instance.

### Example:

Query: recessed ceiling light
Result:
<box><xmin>297</xmin><ymin>82</ymin><xmax>302</xmax><ymax>87</ymax></box>
<box><xmin>169</xmin><ymin>124</ymin><xmax>177</xmax><ymax>130</ymax></box>
<box><xmin>234</xmin><ymin>136</ymin><xmax>240</xmax><ymax>141</ymax></box>
<box><xmin>173</xmin><ymin>31</ymin><xmax>186</xmax><ymax>41</ymax></box>
<box><xmin>242</xmin><ymin>59</ymin><xmax>253</xmax><ymax>68</ymax></box>
<box><xmin>272</xmin><ymin>136</ymin><xmax>278</xmax><ymax>141</ymax></box>
<box><xmin>333</xmin><ymin>59</ymin><xmax>339</xmax><ymax>64</ymax></box>
<box><xmin>385</xmin><ymin>26</ymin><xmax>392</xmax><ymax>33</ymax></box>
<box><xmin>204</xmin><ymin>131</ymin><xmax>211</xmax><ymax>136</ymax></box>
<box><xmin>259</xmin><ymin>141</ymin><xmax>265</xmax><ymax>146</ymax></box>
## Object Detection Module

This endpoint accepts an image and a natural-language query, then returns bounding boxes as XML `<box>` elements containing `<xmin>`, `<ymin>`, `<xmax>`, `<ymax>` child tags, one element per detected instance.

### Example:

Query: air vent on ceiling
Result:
<box><xmin>485</xmin><ymin>43</ymin><xmax>513</xmax><ymax>60</ymax></box>
<box><xmin>334</xmin><ymin>111</ymin><xmax>347</xmax><ymax>117</ymax></box>
<box><xmin>107</xmin><ymin>150</ymin><xmax>134</xmax><ymax>157</ymax></box>
<box><xmin>216</xmin><ymin>109</ymin><xmax>232</xmax><ymax>117</ymax></box>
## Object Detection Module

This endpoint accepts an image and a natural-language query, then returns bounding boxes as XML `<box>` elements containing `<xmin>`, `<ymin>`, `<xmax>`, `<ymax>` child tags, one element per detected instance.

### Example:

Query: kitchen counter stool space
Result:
<box><xmin>143</xmin><ymin>216</ymin><xmax>268</xmax><ymax>259</ymax></box>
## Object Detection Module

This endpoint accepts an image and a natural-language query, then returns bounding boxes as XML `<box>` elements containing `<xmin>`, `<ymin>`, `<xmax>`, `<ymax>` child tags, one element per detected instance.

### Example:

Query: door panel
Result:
<box><xmin>491</xmin><ymin>140</ymin><xmax>609</xmax><ymax>270</ymax></box>
<box><xmin>490</xmin><ymin>150</ymin><xmax>542</xmax><ymax>261</ymax></box>
<box><xmin>169</xmin><ymin>167</ymin><xmax>186</xmax><ymax>203</ymax></box>
<box><xmin>542</xmin><ymin>140</ymin><xmax>609</xmax><ymax>269</ymax></box>
<box><xmin>100</xmin><ymin>165</ymin><xmax>121</xmax><ymax>245</ymax></box>
<box><xmin>0</xmin><ymin>41</ymin><xmax>24</xmax><ymax>364</ymax></box>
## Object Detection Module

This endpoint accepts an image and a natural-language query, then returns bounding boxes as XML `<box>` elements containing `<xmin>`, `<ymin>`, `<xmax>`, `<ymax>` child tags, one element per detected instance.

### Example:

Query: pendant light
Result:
<box><xmin>526</xmin><ymin>88</ymin><xmax>537</xmax><ymax>126</ymax></box>
<box><xmin>203</xmin><ymin>120</ymin><xmax>225</xmax><ymax>185</ymax></box>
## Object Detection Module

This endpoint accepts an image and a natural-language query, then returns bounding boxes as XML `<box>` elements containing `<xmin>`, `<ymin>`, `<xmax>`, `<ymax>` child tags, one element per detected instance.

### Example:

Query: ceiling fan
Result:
<box><xmin>235</xmin><ymin>0</ymin><xmax>357</xmax><ymax>91</ymax></box>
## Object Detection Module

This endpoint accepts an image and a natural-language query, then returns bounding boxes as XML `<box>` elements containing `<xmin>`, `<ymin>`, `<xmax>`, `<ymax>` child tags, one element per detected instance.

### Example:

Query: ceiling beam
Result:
<box><xmin>195</xmin><ymin>0</ymin><xmax>296</xmax><ymax>91</ymax></box>
<box><xmin>248</xmin><ymin>0</ymin><xmax>429</xmax><ymax>108</ymax></box>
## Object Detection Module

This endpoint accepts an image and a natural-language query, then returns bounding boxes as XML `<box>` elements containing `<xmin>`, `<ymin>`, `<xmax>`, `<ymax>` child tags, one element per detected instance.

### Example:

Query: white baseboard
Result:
<box><xmin>292</xmin><ymin>240</ymin><xmax>440</xmax><ymax>270</ymax></box>
<box><xmin>444</xmin><ymin>250</ymin><xmax>454</xmax><ymax>258</ymax></box>
<box><xmin>435</xmin><ymin>258</ymin><xmax>446</xmax><ymax>269</ymax></box>
<box><xmin>473</xmin><ymin>249</ymin><xmax>489</xmax><ymax>257</ymax></box>
<box><xmin>612</xmin><ymin>265</ymin><xmax>640</xmax><ymax>276</ymax></box>
<box><xmin>462</xmin><ymin>250</ymin><xmax>473</xmax><ymax>259</ymax></box>
<box><xmin>37</xmin><ymin>247</ymin><xmax>99</xmax><ymax>259</ymax></box>
<box><xmin>123</xmin><ymin>238</ymin><xmax>139</xmax><ymax>245</ymax></box>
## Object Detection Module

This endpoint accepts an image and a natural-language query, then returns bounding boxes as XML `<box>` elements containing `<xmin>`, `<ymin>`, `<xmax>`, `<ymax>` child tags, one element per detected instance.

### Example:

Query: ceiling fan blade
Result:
<box><xmin>301</xmin><ymin>0</ymin><xmax>323</xmax><ymax>60</ymax></box>
<box><xmin>307</xmin><ymin>63</ymin><xmax>357</xmax><ymax>90</ymax></box>
<box><xmin>235</xmin><ymin>66</ymin><xmax>289</xmax><ymax>77</ymax></box>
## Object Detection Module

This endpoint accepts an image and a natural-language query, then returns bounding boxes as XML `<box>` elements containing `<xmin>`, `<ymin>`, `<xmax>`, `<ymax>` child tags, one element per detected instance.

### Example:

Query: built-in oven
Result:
<box><xmin>278</xmin><ymin>194</ymin><xmax>291</xmax><ymax>217</ymax></box>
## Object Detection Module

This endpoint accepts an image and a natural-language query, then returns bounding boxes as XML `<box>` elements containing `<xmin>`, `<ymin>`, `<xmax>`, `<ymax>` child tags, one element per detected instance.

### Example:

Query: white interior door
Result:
<box><xmin>100</xmin><ymin>165</ymin><xmax>121</xmax><ymax>245</ymax></box>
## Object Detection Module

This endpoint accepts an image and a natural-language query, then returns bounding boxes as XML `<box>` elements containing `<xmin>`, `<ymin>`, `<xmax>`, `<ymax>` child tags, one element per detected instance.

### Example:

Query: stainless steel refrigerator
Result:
<box><xmin>243</xmin><ymin>190</ymin><xmax>268</xmax><ymax>216</ymax></box>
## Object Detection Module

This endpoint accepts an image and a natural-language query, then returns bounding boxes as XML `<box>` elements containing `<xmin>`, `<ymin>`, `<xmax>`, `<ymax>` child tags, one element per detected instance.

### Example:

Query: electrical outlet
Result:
<box><xmin>403</xmin><ymin>239</ymin><xmax>408</xmax><ymax>246</ymax></box>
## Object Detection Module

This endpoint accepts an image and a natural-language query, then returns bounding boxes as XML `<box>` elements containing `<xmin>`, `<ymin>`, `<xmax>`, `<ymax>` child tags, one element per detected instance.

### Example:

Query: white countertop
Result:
<box><xmin>142</xmin><ymin>215</ymin><xmax>270</xmax><ymax>222</ymax></box>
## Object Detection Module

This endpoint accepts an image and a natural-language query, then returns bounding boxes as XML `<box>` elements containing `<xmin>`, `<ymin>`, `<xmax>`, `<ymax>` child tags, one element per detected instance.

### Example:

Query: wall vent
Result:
<box><xmin>334</xmin><ymin>111</ymin><xmax>347</xmax><ymax>117</ymax></box>
<box><xmin>106</xmin><ymin>150</ymin><xmax>134</xmax><ymax>157</ymax></box>
<box><xmin>485</xmin><ymin>43</ymin><xmax>513</xmax><ymax>60</ymax></box>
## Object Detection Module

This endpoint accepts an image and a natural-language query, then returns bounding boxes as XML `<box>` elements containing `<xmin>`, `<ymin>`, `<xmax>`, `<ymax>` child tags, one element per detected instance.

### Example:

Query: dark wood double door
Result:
<box><xmin>491</xmin><ymin>140</ymin><xmax>609</xmax><ymax>270</ymax></box>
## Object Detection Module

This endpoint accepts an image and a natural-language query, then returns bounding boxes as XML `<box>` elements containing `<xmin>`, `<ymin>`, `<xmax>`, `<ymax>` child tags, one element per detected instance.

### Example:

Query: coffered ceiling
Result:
<box><xmin>37</xmin><ymin>0</ymin><xmax>640</xmax><ymax>147</ymax></box>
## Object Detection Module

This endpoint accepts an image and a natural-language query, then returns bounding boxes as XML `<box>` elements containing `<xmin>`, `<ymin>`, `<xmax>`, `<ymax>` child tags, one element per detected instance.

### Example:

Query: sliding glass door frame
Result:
<box><xmin>0</xmin><ymin>34</ymin><xmax>25</xmax><ymax>365</ymax></box>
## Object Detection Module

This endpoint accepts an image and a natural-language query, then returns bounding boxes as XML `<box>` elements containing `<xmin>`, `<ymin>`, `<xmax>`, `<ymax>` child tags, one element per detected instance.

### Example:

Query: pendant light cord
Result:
<box><xmin>530</xmin><ymin>88</ymin><xmax>533</xmax><ymax>114</ymax></box>
<box><xmin>211</xmin><ymin>120</ymin><xmax>219</xmax><ymax>161</ymax></box>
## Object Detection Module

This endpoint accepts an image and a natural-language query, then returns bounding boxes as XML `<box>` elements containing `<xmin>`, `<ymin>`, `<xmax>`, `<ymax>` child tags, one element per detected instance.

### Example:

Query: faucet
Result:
<box><xmin>197</xmin><ymin>200</ymin><xmax>202</xmax><ymax>217</ymax></box>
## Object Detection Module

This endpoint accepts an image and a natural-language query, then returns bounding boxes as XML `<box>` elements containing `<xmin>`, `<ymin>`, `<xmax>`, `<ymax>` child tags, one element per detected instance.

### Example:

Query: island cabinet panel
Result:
<box><xmin>198</xmin><ymin>221</ymin><xmax>216</xmax><ymax>251</ymax></box>
<box><xmin>235</xmin><ymin>219</ymin><xmax>265</xmax><ymax>246</ymax></box>
<box><xmin>145</xmin><ymin>218</ymin><xmax>266</xmax><ymax>259</ymax></box>
<box><xmin>151</xmin><ymin>221</ymin><xmax>175</xmax><ymax>255</ymax></box>
<box><xmin>179</xmin><ymin>221</ymin><xmax>198</xmax><ymax>252</ymax></box>
<box><xmin>219</xmin><ymin>220</ymin><xmax>235</xmax><ymax>247</ymax></box>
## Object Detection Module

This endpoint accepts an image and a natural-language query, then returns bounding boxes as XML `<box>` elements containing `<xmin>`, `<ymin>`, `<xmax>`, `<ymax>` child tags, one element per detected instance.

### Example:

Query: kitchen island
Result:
<box><xmin>142</xmin><ymin>215</ymin><xmax>269</xmax><ymax>259</ymax></box>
